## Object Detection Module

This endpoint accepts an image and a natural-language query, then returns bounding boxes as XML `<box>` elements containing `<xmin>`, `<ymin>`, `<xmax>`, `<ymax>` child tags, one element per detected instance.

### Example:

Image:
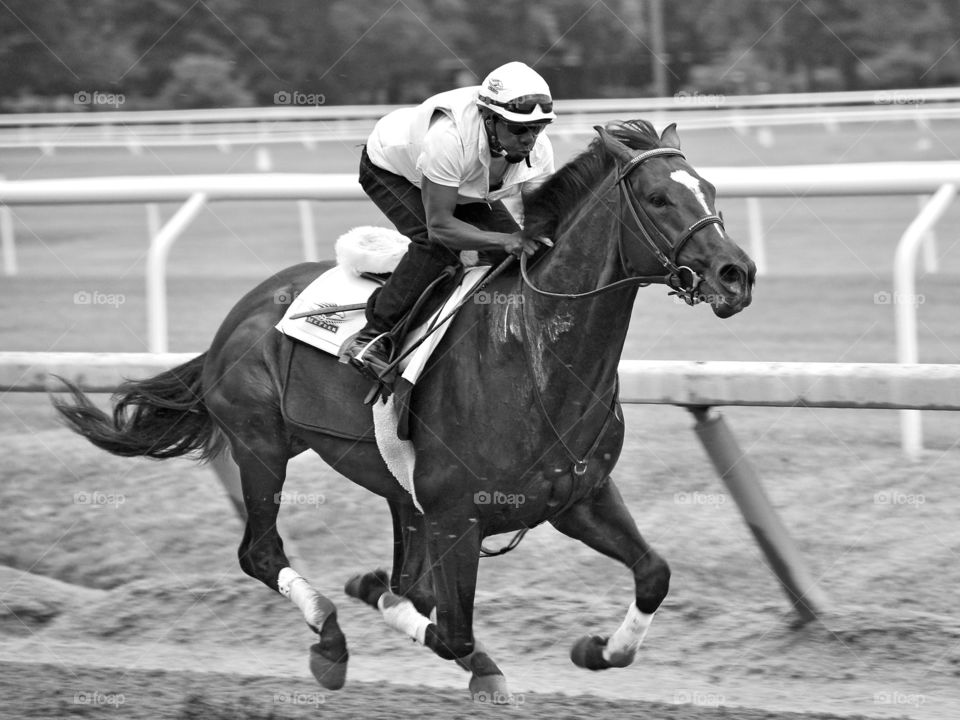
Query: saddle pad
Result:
<box><xmin>280</xmin><ymin>338</ymin><xmax>376</xmax><ymax>442</ymax></box>
<box><xmin>275</xmin><ymin>265</ymin><xmax>372</xmax><ymax>356</ymax></box>
<box><xmin>276</xmin><ymin>265</ymin><xmax>490</xmax><ymax>385</ymax></box>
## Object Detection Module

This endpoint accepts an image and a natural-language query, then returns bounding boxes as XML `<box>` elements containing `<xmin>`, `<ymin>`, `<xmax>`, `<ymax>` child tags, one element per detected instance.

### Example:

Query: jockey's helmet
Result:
<box><xmin>477</xmin><ymin>62</ymin><xmax>555</xmax><ymax>124</ymax></box>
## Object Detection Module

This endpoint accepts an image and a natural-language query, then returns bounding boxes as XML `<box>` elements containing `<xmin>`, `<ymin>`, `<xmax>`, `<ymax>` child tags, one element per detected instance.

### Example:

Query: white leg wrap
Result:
<box><xmin>602</xmin><ymin>602</ymin><xmax>654</xmax><ymax>663</ymax></box>
<box><xmin>278</xmin><ymin>567</ymin><xmax>331</xmax><ymax>631</ymax></box>
<box><xmin>378</xmin><ymin>593</ymin><xmax>431</xmax><ymax>645</ymax></box>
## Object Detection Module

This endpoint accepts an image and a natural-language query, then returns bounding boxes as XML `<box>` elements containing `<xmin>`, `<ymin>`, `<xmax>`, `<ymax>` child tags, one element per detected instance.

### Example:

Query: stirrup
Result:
<box><xmin>339</xmin><ymin>331</ymin><xmax>397</xmax><ymax>404</ymax></box>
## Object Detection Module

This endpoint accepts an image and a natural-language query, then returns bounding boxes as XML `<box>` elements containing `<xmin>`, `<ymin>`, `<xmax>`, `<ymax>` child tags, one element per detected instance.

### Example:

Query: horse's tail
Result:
<box><xmin>52</xmin><ymin>352</ymin><xmax>225</xmax><ymax>461</ymax></box>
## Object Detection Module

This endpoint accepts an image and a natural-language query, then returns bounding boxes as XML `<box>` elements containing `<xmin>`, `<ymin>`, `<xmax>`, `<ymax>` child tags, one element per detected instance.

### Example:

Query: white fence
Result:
<box><xmin>0</xmin><ymin>163</ymin><xmax>954</xmax><ymax>456</ymax></box>
<box><xmin>6</xmin><ymin>352</ymin><xmax>958</xmax><ymax>409</ymax></box>
<box><xmin>1</xmin><ymin>87</ymin><xmax>957</xmax><ymax>150</ymax></box>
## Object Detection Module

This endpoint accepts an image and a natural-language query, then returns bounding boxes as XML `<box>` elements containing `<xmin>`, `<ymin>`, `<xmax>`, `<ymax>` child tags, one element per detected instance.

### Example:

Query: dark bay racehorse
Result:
<box><xmin>54</xmin><ymin>120</ymin><xmax>755</xmax><ymax>702</ymax></box>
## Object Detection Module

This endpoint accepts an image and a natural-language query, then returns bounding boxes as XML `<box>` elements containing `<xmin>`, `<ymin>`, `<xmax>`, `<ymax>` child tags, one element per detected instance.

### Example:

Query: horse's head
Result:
<box><xmin>597</xmin><ymin>121</ymin><xmax>755</xmax><ymax>318</ymax></box>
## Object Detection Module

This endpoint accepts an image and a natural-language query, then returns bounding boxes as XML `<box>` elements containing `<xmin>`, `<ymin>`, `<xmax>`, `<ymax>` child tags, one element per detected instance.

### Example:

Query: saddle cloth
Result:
<box><xmin>275</xmin><ymin>262</ymin><xmax>488</xmax><ymax>379</ymax></box>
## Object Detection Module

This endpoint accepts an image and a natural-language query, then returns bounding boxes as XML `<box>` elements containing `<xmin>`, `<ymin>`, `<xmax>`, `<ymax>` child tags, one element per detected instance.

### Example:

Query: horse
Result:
<box><xmin>53</xmin><ymin>119</ymin><xmax>755</xmax><ymax>702</ymax></box>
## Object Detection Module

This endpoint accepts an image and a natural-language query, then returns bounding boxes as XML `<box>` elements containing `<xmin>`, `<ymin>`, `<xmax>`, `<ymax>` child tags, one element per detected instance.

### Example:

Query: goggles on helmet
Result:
<box><xmin>479</xmin><ymin>93</ymin><xmax>554</xmax><ymax>116</ymax></box>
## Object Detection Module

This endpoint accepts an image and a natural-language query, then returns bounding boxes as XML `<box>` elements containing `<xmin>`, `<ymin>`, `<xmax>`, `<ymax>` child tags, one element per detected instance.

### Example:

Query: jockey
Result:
<box><xmin>342</xmin><ymin>61</ymin><xmax>556</xmax><ymax>381</ymax></box>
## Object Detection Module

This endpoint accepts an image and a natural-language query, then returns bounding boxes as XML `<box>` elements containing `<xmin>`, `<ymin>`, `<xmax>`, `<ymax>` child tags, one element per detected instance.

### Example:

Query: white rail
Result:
<box><xmin>6</xmin><ymin>352</ymin><xmax>959</xmax><ymax>410</ymax></box>
<box><xmin>6</xmin><ymin>162</ymin><xmax>960</xmax><ymax>205</ymax></box>
<box><xmin>3</xmin><ymin>86</ymin><xmax>957</xmax><ymax>127</ymax></box>
<box><xmin>1</xmin><ymin>87</ymin><xmax>956</xmax><ymax>150</ymax></box>
<box><xmin>1</xmin><ymin>105</ymin><xmax>954</xmax><ymax>150</ymax></box>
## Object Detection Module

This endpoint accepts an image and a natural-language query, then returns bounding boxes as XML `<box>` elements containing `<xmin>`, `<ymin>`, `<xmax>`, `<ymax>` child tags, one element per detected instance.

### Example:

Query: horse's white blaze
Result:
<box><xmin>669</xmin><ymin>170</ymin><xmax>724</xmax><ymax>239</ymax></box>
<box><xmin>278</xmin><ymin>567</ymin><xmax>331</xmax><ymax>630</ymax></box>
<box><xmin>602</xmin><ymin>602</ymin><xmax>654</xmax><ymax>663</ymax></box>
<box><xmin>378</xmin><ymin>592</ymin><xmax>431</xmax><ymax>645</ymax></box>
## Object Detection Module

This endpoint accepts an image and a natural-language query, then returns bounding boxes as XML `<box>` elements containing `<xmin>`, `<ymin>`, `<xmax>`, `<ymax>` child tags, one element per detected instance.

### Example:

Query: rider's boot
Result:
<box><xmin>341</xmin><ymin>243</ymin><xmax>452</xmax><ymax>382</ymax></box>
<box><xmin>340</xmin><ymin>325</ymin><xmax>393</xmax><ymax>382</ymax></box>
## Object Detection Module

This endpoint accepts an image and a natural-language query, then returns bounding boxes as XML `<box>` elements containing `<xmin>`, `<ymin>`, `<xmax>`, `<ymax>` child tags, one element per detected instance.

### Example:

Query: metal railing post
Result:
<box><xmin>1</xmin><ymin>201</ymin><xmax>15</xmax><ymax>276</ymax></box>
<box><xmin>146</xmin><ymin>193</ymin><xmax>207</xmax><ymax>353</ymax></box>
<box><xmin>690</xmin><ymin>406</ymin><xmax>828</xmax><ymax>624</ymax></box>
<box><xmin>745</xmin><ymin>197</ymin><xmax>766</xmax><ymax>276</ymax></box>
<box><xmin>298</xmin><ymin>200</ymin><xmax>318</xmax><ymax>262</ymax></box>
<box><xmin>916</xmin><ymin>194</ymin><xmax>939</xmax><ymax>274</ymax></box>
<box><xmin>894</xmin><ymin>183</ymin><xmax>956</xmax><ymax>457</ymax></box>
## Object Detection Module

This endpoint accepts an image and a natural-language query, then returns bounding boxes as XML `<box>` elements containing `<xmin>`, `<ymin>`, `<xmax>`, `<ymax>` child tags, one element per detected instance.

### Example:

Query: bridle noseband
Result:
<box><xmin>520</xmin><ymin>146</ymin><xmax>725</xmax><ymax>305</ymax></box>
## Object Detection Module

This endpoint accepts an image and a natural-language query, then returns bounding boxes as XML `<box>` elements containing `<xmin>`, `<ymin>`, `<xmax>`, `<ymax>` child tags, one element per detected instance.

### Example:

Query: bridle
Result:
<box><xmin>520</xmin><ymin>146</ymin><xmax>725</xmax><ymax>306</ymax></box>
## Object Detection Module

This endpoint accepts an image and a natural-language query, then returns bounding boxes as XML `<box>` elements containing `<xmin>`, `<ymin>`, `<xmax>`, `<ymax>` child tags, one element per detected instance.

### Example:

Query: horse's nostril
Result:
<box><xmin>718</xmin><ymin>264</ymin><xmax>744</xmax><ymax>289</ymax></box>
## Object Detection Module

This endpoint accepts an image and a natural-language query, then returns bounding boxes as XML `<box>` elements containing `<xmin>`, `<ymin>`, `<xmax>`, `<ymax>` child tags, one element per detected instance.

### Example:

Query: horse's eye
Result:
<box><xmin>649</xmin><ymin>194</ymin><xmax>667</xmax><ymax>208</ymax></box>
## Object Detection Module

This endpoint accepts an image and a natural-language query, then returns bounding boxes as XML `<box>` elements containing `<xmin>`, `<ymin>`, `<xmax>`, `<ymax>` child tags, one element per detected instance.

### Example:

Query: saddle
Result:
<box><xmin>276</xmin><ymin>227</ymin><xmax>490</xmax><ymax>440</ymax></box>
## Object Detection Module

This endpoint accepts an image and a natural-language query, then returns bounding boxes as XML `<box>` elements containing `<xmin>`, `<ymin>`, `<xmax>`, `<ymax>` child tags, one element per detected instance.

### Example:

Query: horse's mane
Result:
<box><xmin>522</xmin><ymin>119</ymin><xmax>663</xmax><ymax>242</ymax></box>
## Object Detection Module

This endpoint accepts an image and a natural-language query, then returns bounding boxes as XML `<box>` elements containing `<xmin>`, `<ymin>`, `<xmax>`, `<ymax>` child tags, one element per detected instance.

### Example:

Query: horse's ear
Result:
<box><xmin>594</xmin><ymin>124</ymin><xmax>636</xmax><ymax>164</ymax></box>
<box><xmin>660</xmin><ymin>123</ymin><xmax>681</xmax><ymax>150</ymax></box>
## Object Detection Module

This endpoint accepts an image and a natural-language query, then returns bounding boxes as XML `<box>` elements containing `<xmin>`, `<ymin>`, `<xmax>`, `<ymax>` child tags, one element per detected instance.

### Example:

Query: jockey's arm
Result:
<box><xmin>421</xmin><ymin>179</ymin><xmax>540</xmax><ymax>257</ymax></box>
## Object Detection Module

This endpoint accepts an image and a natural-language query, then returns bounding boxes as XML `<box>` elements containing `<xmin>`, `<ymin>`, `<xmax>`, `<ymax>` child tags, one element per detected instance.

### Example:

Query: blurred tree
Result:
<box><xmin>156</xmin><ymin>54</ymin><xmax>254</xmax><ymax>108</ymax></box>
<box><xmin>2</xmin><ymin>0</ymin><xmax>960</xmax><ymax>109</ymax></box>
<box><xmin>0</xmin><ymin>0</ymin><xmax>137</xmax><ymax>105</ymax></box>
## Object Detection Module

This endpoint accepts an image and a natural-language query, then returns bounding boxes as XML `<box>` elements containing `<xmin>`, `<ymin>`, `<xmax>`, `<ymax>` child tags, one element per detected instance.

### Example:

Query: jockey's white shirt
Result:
<box><xmin>365</xmin><ymin>86</ymin><xmax>554</xmax><ymax>204</ymax></box>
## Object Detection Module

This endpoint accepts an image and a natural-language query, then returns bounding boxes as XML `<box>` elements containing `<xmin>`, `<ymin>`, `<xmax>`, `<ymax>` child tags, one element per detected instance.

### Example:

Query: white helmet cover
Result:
<box><xmin>477</xmin><ymin>61</ymin><xmax>555</xmax><ymax>123</ymax></box>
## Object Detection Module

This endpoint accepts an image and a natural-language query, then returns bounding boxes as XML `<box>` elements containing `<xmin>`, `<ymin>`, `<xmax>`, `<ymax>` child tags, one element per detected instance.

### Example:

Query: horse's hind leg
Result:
<box><xmin>551</xmin><ymin>475</ymin><xmax>671</xmax><ymax>670</ymax></box>
<box><xmin>225</xmin><ymin>432</ymin><xmax>348</xmax><ymax>689</ymax></box>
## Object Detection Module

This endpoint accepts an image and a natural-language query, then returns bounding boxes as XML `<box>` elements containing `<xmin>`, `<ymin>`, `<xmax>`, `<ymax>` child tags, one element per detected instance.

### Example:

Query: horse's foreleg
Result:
<box><xmin>344</xmin><ymin>500</ymin><xmax>435</xmax><ymax>616</ymax></box>
<box><xmin>345</xmin><ymin>502</ymin><xmax>511</xmax><ymax>703</ymax></box>
<box><xmin>389</xmin><ymin>500</ymin><xmax>437</xmax><ymax>615</ymax></box>
<box><xmin>344</xmin><ymin>501</ymin><xmax>435</xmax><ymax>641</ymax></box>
<box><xmin>230</xmin><ymin>440</ymin><xmax>347</xmax><ymax>689</ymax></box>
<box><xmin>344</xmin><ymin>502</ymin><xmax>451</xmax><ymax>645</ymax></box>
<box><xmin>551</xmin><ymin>475</ymin><xmax>670</xmax><ymax>670</ymax></box>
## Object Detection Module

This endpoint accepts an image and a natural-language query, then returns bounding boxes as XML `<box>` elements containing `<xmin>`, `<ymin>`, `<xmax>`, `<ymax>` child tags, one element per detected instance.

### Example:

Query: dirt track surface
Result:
<box><xmin>3</xmin><ymin>403</ymin><xmax>960</xmax><ymax>719</ymax></box>
<box><xmin>0</xmin><ymin>659</ymin><xmax>891</xmax><ymax>720</ymax></box>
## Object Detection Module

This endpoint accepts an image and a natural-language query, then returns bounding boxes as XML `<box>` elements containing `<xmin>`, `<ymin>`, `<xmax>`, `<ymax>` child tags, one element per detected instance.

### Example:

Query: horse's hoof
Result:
<box><xmin>309</xmin><ymin>642</ymin><xmax>348</xmax><ymax>690</ymax></box>
<box><xmin>344</xmin><ymin>569</ymin><xmax>390</xmax><ymax>608</ymax></box>
<box><xmin>570</xmin><ymin>634</ymin><xmax>613</xmax><ymax>671</ymax></box>
<box><xmin>469</xmin><ymin>671</ymin><xmax>512</xmax><ymax>705</ymax></box>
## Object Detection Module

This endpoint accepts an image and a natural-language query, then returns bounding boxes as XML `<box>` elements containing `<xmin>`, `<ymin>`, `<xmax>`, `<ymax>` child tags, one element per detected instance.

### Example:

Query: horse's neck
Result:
<box><xmin>523</xmin><ymin>177</ymin><xmax>636</xmax><ymax>397</ymax></box>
